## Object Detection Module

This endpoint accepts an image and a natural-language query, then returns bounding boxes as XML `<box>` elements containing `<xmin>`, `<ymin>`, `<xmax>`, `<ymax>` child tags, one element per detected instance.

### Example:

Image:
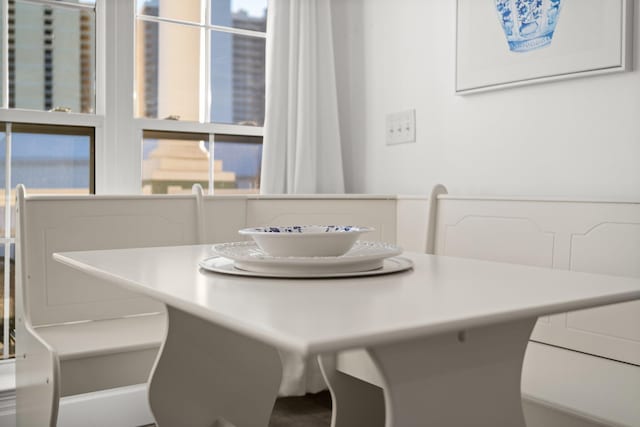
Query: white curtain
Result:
<box><xmin>260</xmin><ymin>0</ymin><xmax>345</xmax><ymax>194</ymax></box>
<box><xmin>261</xmin><ymin>0</ymin><xmax>342</xmax><ymax>396</ymax></box>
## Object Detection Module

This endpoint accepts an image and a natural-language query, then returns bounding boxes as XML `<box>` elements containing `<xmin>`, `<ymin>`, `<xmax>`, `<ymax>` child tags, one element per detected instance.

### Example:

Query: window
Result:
<box><xmin>135</xmin><ymin>0</ymin><xmax>267</xmax><ymax>195</ymax></box>
<box><xmin>1</xmin><ymin>0</ymin><xmax>99</xmax><ymax>361</ymax></box>
<box><xmin>0</xmin><ymin>0</ymin><xmax>267</xmax><ymax>360</ymax></box>
<box><xmin>142</xmin><ymin>130</ymin><xmax>210</xmax><ymax>194</ymax></box>
<box><xmin>211</xmin><ymin>134</ymin><xmax>262</xmax><ymax>192</ymax></box>
<box><xmin>142</xmin><ymin>131</ymin><xmax>261</xmax><ymax>194</ymax></box>
<box><xmin>0</xmin><ymin>123</ymin><xmax>94</xmax><ymax>360</ymax></box>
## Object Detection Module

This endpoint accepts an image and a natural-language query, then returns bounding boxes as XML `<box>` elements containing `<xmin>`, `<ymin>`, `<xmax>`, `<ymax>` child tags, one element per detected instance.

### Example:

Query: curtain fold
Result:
<box><xmin>261</xmin><ymin>0</ymin><xmax>343</xmax><ymax>396</ymax></box>
<box><xmin>261</xmin><ymin>0</ymin><xmax>345</xmax><ymax>194</ymax></box>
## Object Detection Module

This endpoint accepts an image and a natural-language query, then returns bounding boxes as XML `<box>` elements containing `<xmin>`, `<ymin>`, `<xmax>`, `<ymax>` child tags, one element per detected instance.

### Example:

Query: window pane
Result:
<box><xmin>0</xmin><ymin>3</ymin><xmax>4</xmax><ymax>106</ymax></box>
<box><xmin>11</xmin><ymin>1</ymin><xmax>96</xmax><ymax>113</ymax></box>
<box><xmin>1</xmin><ymin>123</ymin><xmax>92</xmax><ymax>361</ymax></box>
<box><xmin>135</xmin><ymin>19</ymin><xmax>203</xmax><ymax>121</ymax></box>
<box><xmin>212</xmin><ymin>0</ymin><xmax>267</xmax><ymax>32</ymax></box>
<box><xmin>142</xmin><ymin>132</ymin><xmax>261</xmax><ymax>194</ymax></box>
<box><xmin>0</xmin><ymin>126</ymin><xmax>5</xmax><ymax>190</ymax></box>
<box><xmin>211</xmin><ymin>31</ymin><xmax>265</xmax><ymax>126</ymax></box>
<box><xmin>142</xmin><ymin>132</ymin><xmax>210</xmax><ymax>194</ymax></box>
<box><xmin>0</xmin><ymin>127</ymin><xmax>12</xmax><ymax>361</ymax></box>
<box><xmin>213</xmin><ymin>135</ymin><xmax>261</xmax><ymax>194</ymax></box>
<box><xmin>136</xmin><ymin>0</ymin><xmax>203</xmax><ymax>25</ymax></box>
<box><xmin>11</xmin><ymin>126</ymin><xmax>93</xmax><ymax>201</ymax></box>
<box><xmin>0</xmin><ymin>129</ymin><xmax>6</xmax><ymax>238</ymax></box>
<box><xmin>0</xmin><ymin>243</ymin><xmax>15</xmax><ymax>361</ymax></box>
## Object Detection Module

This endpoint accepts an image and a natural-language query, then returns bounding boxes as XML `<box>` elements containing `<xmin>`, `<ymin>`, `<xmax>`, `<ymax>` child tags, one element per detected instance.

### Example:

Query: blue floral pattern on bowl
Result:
<box><xmin>238</xmin><ymin>225</ymin><xmax>374</xmax><ymax>257</ymax></box>
<box><xmin>253</xmin><ymin>225</ymin><xmax>360</xmax><ymax>234</ymax></box>
<box><xmin>495</xmin><ymin>0</ymin><xmax>563</xmax><ymax>52</ymax></box>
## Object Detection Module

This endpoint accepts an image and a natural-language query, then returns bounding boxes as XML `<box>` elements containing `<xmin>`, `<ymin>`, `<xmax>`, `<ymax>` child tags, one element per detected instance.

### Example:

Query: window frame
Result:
<box><xmin>1</xmin><ymin>0</ymin><xmax>266</xmax><ymax>195</ymax></box>
<box><xmin>141</xmin><ymin>129</ymin><xmax>263</xmax><ymax>194</ymax></box>
<box><xmin>9</xmin><ymin>122</ymin><xmax>96</xmax><ymax>193</ymax></box>
<box><xmin>102</xmin><ymin>0</ymin><xmax>265</xmax><ymax>194</ymax></box>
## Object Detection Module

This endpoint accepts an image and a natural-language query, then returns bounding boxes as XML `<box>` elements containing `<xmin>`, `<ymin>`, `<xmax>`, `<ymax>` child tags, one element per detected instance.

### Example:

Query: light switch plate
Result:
<box><xmin>386</xmin><ymin>109</ymin><xmax>416</xmax><ymax>145</ymax></box>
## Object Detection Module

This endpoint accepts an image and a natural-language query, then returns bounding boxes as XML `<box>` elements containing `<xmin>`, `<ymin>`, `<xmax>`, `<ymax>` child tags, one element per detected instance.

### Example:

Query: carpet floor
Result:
<box><xmin>269</xmin><ymin>391</ymin><xmax>332</xmax><ymax>427</ymax></box>
<box><xmin>142</xmin><ymin>391</ymin><xmax>332</xmax><ymax>427</ymax></box>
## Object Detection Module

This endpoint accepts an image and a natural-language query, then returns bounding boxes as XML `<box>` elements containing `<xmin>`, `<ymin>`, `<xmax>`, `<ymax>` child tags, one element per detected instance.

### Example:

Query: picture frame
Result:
<box><xmin>455</xmin><ymin>0</ymin><xmax>634</xmax><ymax>94</ymax></box>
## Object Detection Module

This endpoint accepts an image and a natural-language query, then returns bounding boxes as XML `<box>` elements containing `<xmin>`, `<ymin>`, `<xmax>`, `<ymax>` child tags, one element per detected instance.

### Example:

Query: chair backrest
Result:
<box><xmin>425</xmin><ymin>184</ymin><xmax>448</xmax><ymax>254</ymax></box>
<box><xmin>16</xmin><ymin>185</ymin><xmax>200</xmax><ymax>327</ymax></box>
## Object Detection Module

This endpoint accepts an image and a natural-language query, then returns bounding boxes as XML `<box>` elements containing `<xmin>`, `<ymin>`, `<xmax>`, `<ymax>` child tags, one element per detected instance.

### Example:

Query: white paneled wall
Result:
<box><xmin>434</xmin><ymin>197</ymin><xmax>640</xmax><ymax>366</ymax></box>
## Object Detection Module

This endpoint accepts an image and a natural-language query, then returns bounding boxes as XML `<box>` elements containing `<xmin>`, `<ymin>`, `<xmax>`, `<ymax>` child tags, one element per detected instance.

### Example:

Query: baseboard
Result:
<box><xmin>1</xmin><ymin>383</ymin><xmax>155</xmax><ymax>427</ymax></box>
<box><xmin>522</xmin><ymin>395</ymin><xmax>613</xmax><ymax>427</ymax></box>
<box><xmin>0</xmin><ymin>360</ymin><xmax>16</xmax><ymax>426</ymax></box>
<box><xmin>0</xmin><ymin>391</ymin><xmax>16</xmax><ymax>427</ymax></box>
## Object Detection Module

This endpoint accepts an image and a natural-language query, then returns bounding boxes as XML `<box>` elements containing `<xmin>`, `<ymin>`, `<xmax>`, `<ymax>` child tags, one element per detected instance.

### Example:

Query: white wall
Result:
<box><xmin>332</xmin><ymin>0</ymin><xmax>640</xmax><ymax>201</ymax></box>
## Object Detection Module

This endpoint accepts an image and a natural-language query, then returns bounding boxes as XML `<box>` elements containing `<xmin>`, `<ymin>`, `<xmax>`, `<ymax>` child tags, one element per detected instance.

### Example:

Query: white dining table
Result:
<box><xmin>53</xmin><ymin>244</ymin><xmax>640</xmax><ymax>427</ymax></box>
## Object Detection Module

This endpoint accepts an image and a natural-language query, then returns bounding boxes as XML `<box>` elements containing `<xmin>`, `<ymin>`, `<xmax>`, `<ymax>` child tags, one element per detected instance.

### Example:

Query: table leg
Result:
<box><xmin>367</xmin><ymin>318</ymin><xmax>536</xmax><ymax>427</ymax></box>
<box><xmin>318</xmin><ymin>353</ymin><xmax>386</xmax><ymax>427</ymax></box>
<box><xmin>148</xmin><ymin>305</ymin><xmax>282</xmax><ymax>427</ymax></box>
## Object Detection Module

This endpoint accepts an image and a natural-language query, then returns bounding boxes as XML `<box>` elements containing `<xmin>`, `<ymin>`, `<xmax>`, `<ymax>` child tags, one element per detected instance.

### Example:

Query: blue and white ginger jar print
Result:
<box><xmin>495</xmin><ymin>0</ymin><xmax>563</xmax><ymax>52</ymax></box>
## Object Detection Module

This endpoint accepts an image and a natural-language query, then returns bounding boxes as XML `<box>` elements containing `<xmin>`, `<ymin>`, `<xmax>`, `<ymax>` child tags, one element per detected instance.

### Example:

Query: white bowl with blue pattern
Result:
<box><xmin>238</xmin><ymin>225</ymin><xmax>374</xmax><ymax>257</ymax></box>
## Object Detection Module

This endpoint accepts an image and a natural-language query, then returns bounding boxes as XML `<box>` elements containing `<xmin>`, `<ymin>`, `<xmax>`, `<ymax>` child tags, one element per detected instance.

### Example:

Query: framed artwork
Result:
<box><xmin>455</xmin><ymin>0</ymin><xmax>634</xmax><ymax>94</ymax></box>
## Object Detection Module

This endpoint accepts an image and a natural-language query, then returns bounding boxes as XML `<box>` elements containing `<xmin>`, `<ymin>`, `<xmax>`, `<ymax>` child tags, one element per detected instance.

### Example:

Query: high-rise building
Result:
<box><xmin>231</xmin><ymin>10</ymin><xmax>266</xmax><ymax>126</ymax></box>
<box><xmin>137</xmin><ymin>2</ymin><xmax>159</xmax><ymax>118</ymax></box>
<box><xmin>10</xmin><ymin>0</ymin><xmax>95</xmax><ymax>113</ymax></box>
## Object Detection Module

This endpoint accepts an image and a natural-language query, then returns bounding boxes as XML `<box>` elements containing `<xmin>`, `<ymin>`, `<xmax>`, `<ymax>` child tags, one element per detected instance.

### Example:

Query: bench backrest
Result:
<box><xmin>198</xmin><ymin>195</ymin><xmax>400</xmax><ymax>244</ymax></box>
<box><xmin>17</xmin><ymin>187</ymin><xmax>415</xmax><ymax>327</ymax></box>
<box><xmin>433</xmin><ymin>196</ymin><xmax>640</xmax><ymax>365</ymax></box>
<box><xmin>17</xmin><ymin>186</ymin><xmax>200</xmax><ymax>326</ymax></box>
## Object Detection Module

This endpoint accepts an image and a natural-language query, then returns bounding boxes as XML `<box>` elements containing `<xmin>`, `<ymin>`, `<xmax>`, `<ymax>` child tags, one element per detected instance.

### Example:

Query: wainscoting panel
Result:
<box><xmin>434</xmin><ymin>197</ymin><xmax>640</xmax><ymax>366</ymax></box>
<box><xmin>25</xmin><ymin>197</ymin><xmax>198</xmax><ymax>326</ymax></box>
<box><xmin>442</xmin><ymin>215</ymin><xmax>554</xmax><ymax>268</ymax></box>
<box><xmin>557</xmin><ymin>221</ymin><xmax>640</xmax><ymax>365</ymax></box>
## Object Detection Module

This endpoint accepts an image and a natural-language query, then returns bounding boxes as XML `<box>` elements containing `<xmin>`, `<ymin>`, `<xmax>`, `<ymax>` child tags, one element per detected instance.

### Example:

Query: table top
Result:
<box><xmin>54</xmin><ymin>244</ymin><xmax>640</xmax><ymax>355</ymax></box>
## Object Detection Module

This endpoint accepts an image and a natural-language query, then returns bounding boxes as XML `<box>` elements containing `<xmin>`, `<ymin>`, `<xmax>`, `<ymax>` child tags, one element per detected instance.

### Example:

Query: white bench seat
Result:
<box><xmin>35</xmin><ymin>314</ymin><xmax>166</xmax><ymax>397</ymax></box>
<box><xmin>36</xmin><ymin>313</ymin><xmax>166</xmax><ymax>362</ymax></box>
<box><xmin>39</xmin><ymin>316</ymin><xmax>166</xmax><ymax>398</ymax></box>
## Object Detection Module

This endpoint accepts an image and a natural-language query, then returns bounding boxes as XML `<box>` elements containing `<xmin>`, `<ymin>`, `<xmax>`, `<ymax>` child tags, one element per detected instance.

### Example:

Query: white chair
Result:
<box><xmin>14</xmin><ymin>185</ymin><xmax>201</xmax><ymax>426</ymax></box>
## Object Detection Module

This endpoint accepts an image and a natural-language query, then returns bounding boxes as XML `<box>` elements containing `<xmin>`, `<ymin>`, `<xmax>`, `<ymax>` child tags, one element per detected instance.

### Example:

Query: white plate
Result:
<box><xmin>199</xmin><ymin>256</ymin><xmax>414</xmax><ymax>279</ymax></box>
<box><xmin>211</xmin><ymin>241</ymin><xmax>402</xmax><ymax>275</ymax></box>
